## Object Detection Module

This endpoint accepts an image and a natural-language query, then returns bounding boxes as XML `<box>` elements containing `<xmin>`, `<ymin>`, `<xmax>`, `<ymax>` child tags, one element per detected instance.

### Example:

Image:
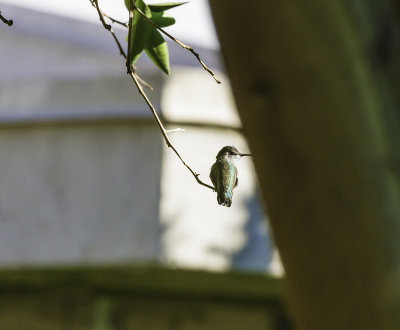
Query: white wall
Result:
<box><xmin>0</xmin><ymin>4</ymin><xmax>281</xmax><ymax>274</ymax></box>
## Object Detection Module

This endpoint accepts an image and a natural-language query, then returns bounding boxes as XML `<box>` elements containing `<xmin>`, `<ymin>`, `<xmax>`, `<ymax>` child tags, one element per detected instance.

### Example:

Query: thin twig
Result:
<box><xmin>129</xmin><ymin>71</ymin><xmax>215</xmax><ymax>191</ymax></box>
<box><xmin>90</xmin><ymin>0</ymin><xmax>127</xmax><ymax>28</ymax></box>
<box><xmin>90</xmin><ymin>0</ymin><xmax>153</xmax><ymax>91</ymax></box>
<box><xmin>166</xmin><ymin>128</ymin><xmax>185</xmax><ymax>133</ymax></box>
<box><xmin>93</xmin><ymin>0</ymin><xmax>111</xmax><ymax>30</ymax></box>
<box><xmin>102</xmin><ymin>13</ymin><xmax>128</xmax><ymax>28</ymax></box>
<box><xmin>127</xmin><ymin>0</ymin><xmax>134</xmax><ymax>74</ymax></box>
<box><xmin>91</xmin><ymin>0</ymin><xmax>215</xmax><ymax>192</ymax></box>
<box><xmin>132</xmin><ymin>4</ymin><xmax>221</xmax><ymax>84</ymax></box>
<box><xmin>0</xmin><ymin>11</ymin><xmax>13</xmax><ymax>26</ymax></box>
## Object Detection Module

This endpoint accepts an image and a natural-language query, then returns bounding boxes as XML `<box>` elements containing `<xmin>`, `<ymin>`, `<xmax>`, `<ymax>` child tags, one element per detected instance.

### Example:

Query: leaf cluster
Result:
<box><xmin>124</xmin><ymin>0</ymin><xmax>186</xmax><ymax>74</ymax></box>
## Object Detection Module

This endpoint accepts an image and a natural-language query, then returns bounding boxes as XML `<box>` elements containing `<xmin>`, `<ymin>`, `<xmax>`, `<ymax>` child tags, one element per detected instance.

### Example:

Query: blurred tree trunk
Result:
<box><xmin>209</xmin><ymin>1</ymin><xmax>400</xmax><ymax>329</ymax></box>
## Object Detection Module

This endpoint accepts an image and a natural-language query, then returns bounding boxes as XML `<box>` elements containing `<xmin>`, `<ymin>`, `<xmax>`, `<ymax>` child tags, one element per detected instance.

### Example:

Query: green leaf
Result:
<box><xmin>151</xmin><ymin>12</ymin><xmax>175</xmax><ymax>28</ymax></box>
<box><xmin>124</xmin><ymin>0</ymin><xmax>143</xmax><ymax>10</ymax></box>
<box><xmin>125</xmin><ymin>0</ymin><xmax>172</xmax><ymax>74</ymax></box>
<box><xmin>124</xmin><ymin>0</ymin><xmax>131</xmax><ymax>10</ymax></box>
<box><xmin>129</xmin><ymin>19</ymin><xmax>149</xmax><ymax>65</ymax></box>
<box><xmin>148</xmin><ymin>2</ymin><xmax>187</xmax><ymax>12</ymax></box>
<box><xmin>128</xmin><ymin>0</ymin><xmax>153</xmax><ymax>65</ymax></box>
<box><xmin>144</xmin><ymin>29</ymin><xmax>170</xmax><ymax>74</ymax></box>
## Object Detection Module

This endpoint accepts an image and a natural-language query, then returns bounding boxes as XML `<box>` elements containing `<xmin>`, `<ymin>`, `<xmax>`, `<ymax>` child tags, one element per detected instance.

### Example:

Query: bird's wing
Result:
<box><xmin>210</xmin><ymin>160</ymin><xmax>237</xmax><ymax>194</ymax></box>
<box><xmin>210</xmin><ymin>161</ymin><xmax>219</xmax><ymax>190</ymax></box>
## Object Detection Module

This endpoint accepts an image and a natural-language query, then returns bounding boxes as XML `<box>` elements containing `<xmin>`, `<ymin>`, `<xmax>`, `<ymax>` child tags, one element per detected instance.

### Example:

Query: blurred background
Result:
<box><xmin>0</xmin><ymin>1</ymin><xmax>291</xmax><ymax>329</ymax></box>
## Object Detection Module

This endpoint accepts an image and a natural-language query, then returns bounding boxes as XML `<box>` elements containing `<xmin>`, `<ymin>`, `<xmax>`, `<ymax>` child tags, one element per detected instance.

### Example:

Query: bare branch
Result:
<box><xmin>129</xmin><ymin>71</ymin><xmax>215</xmax><ymax>191</ymax></box>
<box><xmin>132</xmin><ymin>4</ymin><xmax>221</xmax><ymax>84</ymax></box>
<box><xmin>89</xmin><ymin>0</ymin><xmax>127</xmax><ymax>28</ymax></box>
<box><xmin>127</xmin><ymin>0</ymin><xmax>134</xmax><ymax>74</ymax></box>
<box><xmin>102</xmin><ymin>13</ymin><xmax>128</xmax><ymax>28</ymax></box>
<box><xmin>0</xmin><ymin>10</ymin><xmax>13</xmax><ymax>26</ymax></box>
<box><xmin>93</xmin><ymin>0</ymin><xmax>111</xmax><ymax>30</ymax></box>
<box><xmin>90</xmin><ymin>0</ymin><xmax>214</xmax><ymax>191</ymax></box>
<box><xmin>166</xmin><ymin>128</ymin><xmax>185</xmax><ymax>133</ymax></box>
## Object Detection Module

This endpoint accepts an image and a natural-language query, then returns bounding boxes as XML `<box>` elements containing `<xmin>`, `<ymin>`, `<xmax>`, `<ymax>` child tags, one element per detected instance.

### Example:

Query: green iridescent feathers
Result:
<box><xmin>210</xmin><ymin>159</ymin><xmax>237</xmax><ymax>207</ymax></box>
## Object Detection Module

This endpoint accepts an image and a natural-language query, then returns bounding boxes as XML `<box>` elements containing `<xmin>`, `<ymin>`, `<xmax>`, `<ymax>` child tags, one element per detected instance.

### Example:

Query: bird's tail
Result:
<box><xmin>217</xmin><ymin>191</ymin><xmax>233</xmax><ymax>207</ymax></box>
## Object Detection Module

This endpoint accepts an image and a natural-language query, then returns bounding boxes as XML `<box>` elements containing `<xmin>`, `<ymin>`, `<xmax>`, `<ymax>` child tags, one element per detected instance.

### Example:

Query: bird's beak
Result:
<box><xmin>240</xmin><ymin>153</ymin><xmax>252</xmax><ymax>157</ymax></box>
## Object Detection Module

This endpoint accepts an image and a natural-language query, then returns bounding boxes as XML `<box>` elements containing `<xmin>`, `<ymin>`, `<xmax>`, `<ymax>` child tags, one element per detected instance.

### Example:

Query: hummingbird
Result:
<box><xmin>210</xmin><ymin>146</ymin><xmax>252</xmax><ymax>207</ymax></box>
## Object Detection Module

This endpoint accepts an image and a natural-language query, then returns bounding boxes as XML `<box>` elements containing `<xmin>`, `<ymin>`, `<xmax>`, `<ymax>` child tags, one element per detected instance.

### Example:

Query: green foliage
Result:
<box><xmin>148</xmin><ymin>2</ymin><xmax>188</xmax><ymax>12</ymax></box>
<box><xmin>151</xmin><ymin>12</ymin><xmax>176</xmax><ymax>28</ymax></box>
<box><xmin>124</xmin><ymin>0</ymin><xmax>187</xmax><ymax>74</ymax></box>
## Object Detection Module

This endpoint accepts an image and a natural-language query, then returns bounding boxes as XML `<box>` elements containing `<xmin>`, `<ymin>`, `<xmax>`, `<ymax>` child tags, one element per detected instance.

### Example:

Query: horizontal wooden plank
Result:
<box><xmin>0</xmin><ymin>265</ymin><xmax>283</xmax><ymax>304</ymax></box>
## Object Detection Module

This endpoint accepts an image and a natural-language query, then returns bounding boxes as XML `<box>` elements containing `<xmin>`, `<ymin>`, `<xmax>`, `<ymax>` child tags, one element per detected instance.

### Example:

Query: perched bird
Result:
<box><xmin>210</xmin><ymin>146</ymin><xmax>251</xmax><ymax>207</ymax></box>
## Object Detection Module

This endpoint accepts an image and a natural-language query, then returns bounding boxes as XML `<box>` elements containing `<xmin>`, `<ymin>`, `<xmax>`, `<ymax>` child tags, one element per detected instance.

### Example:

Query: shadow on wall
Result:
<box><xmin>202</xmin><ymin>191</ymin><xmax>277</xmax><ymax>273</ymax></box>
<box><xmin>231</xmin><ymin>191</ymin><xmax>273</xmax><ymax>272</ymax></box>
<box><xmin>159</xmin><ymin>164</ymin><xmax>279</xmax><ymax>274</ymax></box>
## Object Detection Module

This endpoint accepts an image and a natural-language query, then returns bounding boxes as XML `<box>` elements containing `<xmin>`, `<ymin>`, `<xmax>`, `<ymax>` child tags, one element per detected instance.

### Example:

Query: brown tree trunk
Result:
<box><xmin>209</xmin><ymin>1</ymin><xmax>400</xmax><ymax>329</ymax></box>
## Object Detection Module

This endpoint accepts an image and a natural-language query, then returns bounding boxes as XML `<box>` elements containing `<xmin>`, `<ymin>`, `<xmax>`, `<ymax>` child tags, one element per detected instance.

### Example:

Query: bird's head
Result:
<box><xmin>216</xmin><ymin>146</ymin><xmax>252</xmax><ymax>163</ymax></box>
